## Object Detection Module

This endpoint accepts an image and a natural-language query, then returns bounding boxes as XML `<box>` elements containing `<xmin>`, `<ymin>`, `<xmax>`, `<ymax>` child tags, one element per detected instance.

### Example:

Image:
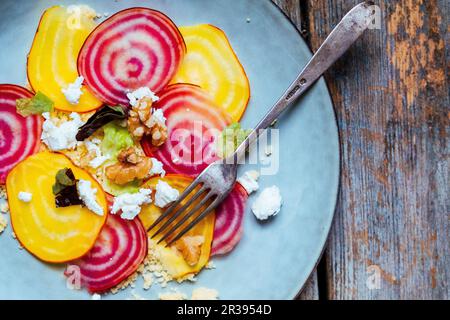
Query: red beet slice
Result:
<box><xmin>211</xmin><ymin>183</ymin><xmax>248</xmax><ymax>256</ymax></box>
<box><xmin>0</xmin><ymin>84</ymin><xmax>42</xmax><ymax>184</ymax></box>
<box><xmin>142</xmin><ymin>84</ymin><xmax>231</xmax><ymax>176</ymax></box>
<box><xmin>78</xmin><ymin>8</ymin><xmax>186</xmax><ymax>105</ymax></box>
<box><xmin>67</xmin><ymin>213</ymin><xmax>148</xmax><ymax>293</ymax></box>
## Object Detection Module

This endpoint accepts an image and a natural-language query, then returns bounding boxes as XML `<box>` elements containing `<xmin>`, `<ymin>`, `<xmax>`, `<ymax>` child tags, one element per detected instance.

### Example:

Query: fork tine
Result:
<box><xmin>166</xmin><ymin>196</ymin><xmax>223</xmax><ymax>247</ymax></box>
<box><xmin>157</xmin><ymin>190</ymin><xmax>215</xmax><ymax>245</ymax></box>
<box><xmin>151</xmin><ymin>185</ymin><xmax>209</xmax><ymax>238</ymax></box>
<box><xmin>147</xmin><ymin>177</ymin><xmax>202</xmax><ymax>232</ymax></box>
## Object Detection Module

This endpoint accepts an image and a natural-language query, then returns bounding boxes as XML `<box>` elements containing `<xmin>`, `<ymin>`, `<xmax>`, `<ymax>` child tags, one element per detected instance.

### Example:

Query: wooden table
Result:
<box><xmin>272</xmin><ymin>0</ymin><xmax>449</xmax><ymax>299</ymax></box>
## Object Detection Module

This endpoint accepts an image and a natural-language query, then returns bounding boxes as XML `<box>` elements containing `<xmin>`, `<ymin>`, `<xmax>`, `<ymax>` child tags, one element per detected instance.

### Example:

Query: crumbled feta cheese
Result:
<box><xmin>76</xmin><ymin>180</ymin><xmax>104</xmax><ymax>216</ymax></box>
<box><xmin>85</xmin><ymin>139</ymin><xmax>110</xmax><ymax>168</ymax></box>
<box><xmin>154</xmin><ymin>181</ymin><xmax>179</xmax><ymax>208</ymax></box>
<box><xmin>205</xmin><ymin>260</ymin><xmax>216</xmax><ymax>269</ymax></box>
<box><xmin>149</xmin><ymin>158</ymin><xmax>166</xmax><ymax>177</ymax></box>
<box><xmin>0</xmin><ymin>215</ymin><xmax>7</xmax><ymax>235</ymax></box>
<box><xmin>191</xmin><ymin>287</ymin><xmax>219</xmax><ymax>300</ymax></box>
<box><xmin>152</xmin><ymin>109</ymin><xmax>166</xmax><ymax>125</ymax></box>
<box><xmin>237</xmin><ymin>170</ymin><xmax>260</xmax><ymax>195</ymax></box>
<box><xmin>41</xmin><ymin>112</ymin><xmax>85</xmax><ymax>151</ymax></box>
<box><xmin>142</xmin><ymin>273</ymin><xmax>153</xmax><ymax>290</ymax></box>
<box><xmin>91</xmin><ymin>293</ymin><xmax>101</xmax><ymax>300</ymax></box>
<box><xmin>62</xmin><ymin>76</ymin><xmax>84</xmax><ymax>105</ymax></box>
<box><xmin>111</xmin><ymin>189</ymin><xmax>152</xmax><ymax>220</ymax></box>
<box><xmin>251</xmin><ymin>186</ymin><xmax>282</xmax><ymax>220</ymax></box>
<box><xmin>127</xmin><ymin>87</ymin><xmax>159</xmax><ymax>107</ymax></box>
<box><xmin>18</xmin><ymin>192</ymin><xmax>32</xmax><ymax>203</ymax></box>
<box><xmin>159</xmin><ymin>291</ymin><xmax>187</xmax><ymax>300</ymax></box>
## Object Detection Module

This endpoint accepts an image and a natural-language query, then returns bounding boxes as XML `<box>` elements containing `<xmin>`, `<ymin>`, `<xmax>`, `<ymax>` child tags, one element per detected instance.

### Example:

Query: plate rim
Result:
<box><xmin>267</xmin><ymin>0</ymin><xmax>341</xmax><ymax>300</ymax></box>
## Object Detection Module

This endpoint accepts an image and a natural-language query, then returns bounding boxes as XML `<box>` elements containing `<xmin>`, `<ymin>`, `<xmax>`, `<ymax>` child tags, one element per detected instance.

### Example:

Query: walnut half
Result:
<box><xmin>127</xmin><ymin>97</ymin><xmax>168</xmax><ymax>146</ymax></box>
<box><xmin>172</xmin><ymin>235</ymin><xmax>205</xmax><ymax>266</ymax></box>
<box><xmin>105</xmin><ymin>148</ymin><xmax>152</xmax><ymax>185</ymax></box>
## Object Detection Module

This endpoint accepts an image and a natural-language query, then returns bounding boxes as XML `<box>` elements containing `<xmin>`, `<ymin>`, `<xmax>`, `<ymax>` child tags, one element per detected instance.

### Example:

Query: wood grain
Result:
<box><xmin>274</xmin><ymin>0</ymin><xmax>449</xmax><ymax>299</ymax></box>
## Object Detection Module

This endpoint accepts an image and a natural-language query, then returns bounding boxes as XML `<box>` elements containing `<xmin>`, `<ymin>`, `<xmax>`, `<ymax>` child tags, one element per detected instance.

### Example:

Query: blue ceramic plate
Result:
<box><xmin>0</xmin><ymin>0</ymin><xmax>339</xmax><ymax>300</ymax></box>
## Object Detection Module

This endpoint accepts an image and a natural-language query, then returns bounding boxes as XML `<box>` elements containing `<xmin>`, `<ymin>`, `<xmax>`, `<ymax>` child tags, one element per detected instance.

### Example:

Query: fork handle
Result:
<box><xmin>235</xmin><ymin>1</ymin><xmax>374</xmax><ymax>156</ymax></box>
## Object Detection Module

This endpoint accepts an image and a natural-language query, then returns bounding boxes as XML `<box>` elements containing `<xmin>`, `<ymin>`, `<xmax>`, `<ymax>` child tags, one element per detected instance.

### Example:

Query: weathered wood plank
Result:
<box><xmin>301</xmin><ymin>0</ymin><xmax>449</xmax><ymax>299</ymax></box>
<box><xmin>272</xmin><ymin>0</ymin><xmax>320</xmax><ymax>301</ymax></box>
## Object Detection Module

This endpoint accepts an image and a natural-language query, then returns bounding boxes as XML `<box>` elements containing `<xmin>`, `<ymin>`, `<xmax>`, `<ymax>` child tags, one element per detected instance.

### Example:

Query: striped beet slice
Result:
<box><xmin>78</xmin><ymin>8</ymin><xmax>186</xmax><ymax>105</ymax></box>
<box><xmin>67</xmin><ymin>213</ymin><xmax>148</xmax><ymax>293</ymax></box>
<box><xmin>142</xmin><ymin>84</ymin><xmax>231</xmax><ymax>176</ymax></box>
<box><xmin>211</xmin><ymin>183</ymin><xmax>248</xmax><ymax>256</ymax></box>
<box><xmin>0</xmin><ymin>84</ymin><xmax>42</xmax><ymax>184</ymax></box>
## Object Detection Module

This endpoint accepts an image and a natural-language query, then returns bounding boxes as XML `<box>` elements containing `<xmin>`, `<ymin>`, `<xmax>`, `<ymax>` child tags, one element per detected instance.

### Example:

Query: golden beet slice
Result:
<box><xmin>6</xmin><ymin>152</ymin><xmax>107</xmax><ymax>263</ymax></box>
<box><xmin>139</xmin><ymin>174</ymin><xmax>215</xmax><ymax>279</ymax></box>
<box><xmin>27</xmin><ymin>6</ymin><xmax>102</xmax><ymax>112</ymax></box>
<box><xmin>171</xmin><ymin>24</ymin><xmax>250</xmax><ymax>121</ymax></box>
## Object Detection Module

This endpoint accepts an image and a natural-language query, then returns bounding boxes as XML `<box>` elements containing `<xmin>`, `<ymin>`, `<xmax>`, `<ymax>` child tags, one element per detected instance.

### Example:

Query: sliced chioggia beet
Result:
<box><xmin>0</xmin><ymin>84</ymin><xmax>42</xmax><ymax>184</ymax></box>
<box><xmin>78</xmin><ymin>7</ymin><xmax>186</xmax><ymax>105</ymax></box>
<box><xmin>67</xmin><ymin>213</ymin><xmax>148</xmax><ymax>293</ymax></box>
<box><xmin>141</xmin><ymin>84</ymin><xmax>231</xmax><ymax>176</ymax></box>
<box><xmin>211</xmin><ymin>183</ymin><xmax>248</xmax><ymax>256</ymax></box>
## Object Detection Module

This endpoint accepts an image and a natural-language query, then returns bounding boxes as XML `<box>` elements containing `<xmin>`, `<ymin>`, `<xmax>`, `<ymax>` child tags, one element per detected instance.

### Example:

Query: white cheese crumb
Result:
<box><xmin>127</xmin><ymin>87</ymin><xmax>159</xmax><ymax>107</ymax></box>
<box><xmin>18</xmin><ymin>192</ymin><xmax>32</xmax><ymax>203</ymax></box>
<box><xmin>205</xmin><ymin>260</ymin><xmax>216</xmax><ymax>269</ymax></box>
<box><xmin>152</xmin><ymin>109</ymin><xmax>166</xmax><ymax>125</ymax></box>
<box><xmin>149</xmin><ymin>158</ymin><xmax>166</xmax><ymax>177</ymax></box>
<box><xmin>76</xmin><ymin>180</ymin><xmax>104</xmax><ymax>216</ymax></box>
<box><xmin>85</xmin><ymin>139</ymin><xmax>110</xmax><ymax>168</ymax></box>
<box><xmin>237</xmin><ymin>170</ymin><xmax>260</xmax><ymax>195</ymax></box>
<box><xmin>154</xmin><ymin>181</ymin><xmax>179</xmax><ymax>208</ymax></box>
<box><xmin>111</xmin><ymin>189</ymin><xmax>152</xmax><ymax>220</ymax></box>
<box><xmin>0</xmin><ymin>215</ymin><xmax>7</xmax><ymax>235</ymax></box>
<box><xmin>159</xmin><ymin>291</ymin><xmax>187</xmax><ymax>300</ymax></box>
<box><xmin>142</xmin><ymin>273</ymin><xmax>153</xmax><ymax>290</ymax></box>
<box><xmin>91</xmin><ymin>293</ymin><xmax>101</xmax><ymax>300</ymax></box>
<box><xmin>41</xmin><ymin>112</ymin><xmax>85</xmax><ymax>151</ymax></box>
<box><xmin>246</xmin><ymin>17</ymin><xmax>251</xmax><ymax>23</ymax></box>
<box><xmin>62</xmin><ymin>76</ymin><xmax>84</xmax><ymax>105</ymax></box>
<box><xmin>191</xmin><ymin>287</ymin><xmax>219</xmax><ymax>300</ymax></box>
<box><xmin>251</xmin><ymin>186</ymin><xmax>282</xmax><ymax>220</ymax></box>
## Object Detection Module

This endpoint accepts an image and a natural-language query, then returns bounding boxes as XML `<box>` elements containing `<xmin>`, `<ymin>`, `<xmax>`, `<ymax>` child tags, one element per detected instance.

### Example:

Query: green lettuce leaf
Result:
<box><xmin>16</xmin><ymin>92</ymin><xmax>54</xmax><ymax>116</ymax></box>
<box><xmin>217</xmin><ymin>123</ymin><xmax>252</xmax><ymax>158</ymax></box>
<box><xmin>101</xmin><ymin>121</ymin><xmax>135</xmax><ymax>159</ymax></box>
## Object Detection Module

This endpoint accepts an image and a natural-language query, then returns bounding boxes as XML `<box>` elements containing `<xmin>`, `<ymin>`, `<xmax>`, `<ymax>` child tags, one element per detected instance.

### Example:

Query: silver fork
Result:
<box><xmin>148</xmin><ymin>1</ymin><xmax>375</xmax><ymax>246</ymax></box>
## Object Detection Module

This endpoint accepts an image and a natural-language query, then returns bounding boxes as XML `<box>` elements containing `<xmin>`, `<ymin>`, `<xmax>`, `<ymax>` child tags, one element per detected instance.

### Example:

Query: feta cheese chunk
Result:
<box><xmin>91</xmin><ymin>293</ymin><xmax>101</xmax><ymax>300</ymax></box>
<box><xmin>76</xmin><ymin>180</ymin><xmax>104</xmax><ymax>216</ymax></box>
<box><xmin>85</xmin><ymin>139</ymin><xmax>110</xmax><ymax>168</ymax></box>
<box><xmin>159</xmin><ymin>291</ymin><xmax>187</xmax><ymax>300</ymax></box>
<box><xmin>62</xmin><ymin>76</ymin><xmax>84</xmax><ymax>105</ymax></box>
<box><xmin>237</xmin><ymin>170</ymin><xmax>260</xmax><ymax>195</ymax></box>
<box><xmin>41</xmin><ymin>112</ymin><xmax>85</xmax><ymax>151</ymax></box>
<box><xmin>127</xmin><ymin>87</ymin><xmax>159</xmax><ymax>107</ymax></box>
<box><xmin>0</xmin><ymin>215</ymin><xmax>7</xmax><ymax>234</ymax></box>
<box><xmin>149</xmin><ymin>158</ymin><xmax>166</xmax><ymax>177</ymax></box>
<box><xmin>152</xmin><ymin>108</ymin><xmax>166</xmax><ymax>125</ymax></box>
<box><xmin>191</xmin><ymin>287</ymin><xmax>219</xmax><ymax>300</ymax></box>
<box><xmin>111</xmin><ymin>189</ymin><xmax>152</xmax><ymax>220</ymax></box>
<box><xmin>251</xmin><ymin>186</ymin><xmax>282</xmax><ymax>220</ymax></box>
<box><xmin>154</xmin><ymin>181</ymin><xmax>179</xmax><ymax>208</ymax></box>
<box><xmin>18</xmin><ymin>191</ymin><xmax>32</xmax><ymax>203</ymax></box>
